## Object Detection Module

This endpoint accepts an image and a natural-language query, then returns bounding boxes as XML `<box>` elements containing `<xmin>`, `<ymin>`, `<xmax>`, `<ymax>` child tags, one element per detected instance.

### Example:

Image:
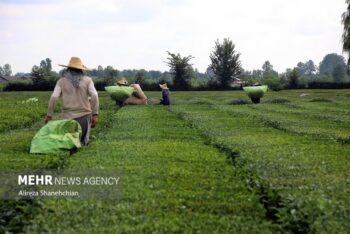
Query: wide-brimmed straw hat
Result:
<box><xmin>117</xmin><ymin>77</ymin><xmax>129</xmax><ymax>85</ymax></box>
<box><xmin>159</xmin><ymin>83</ymin><xmax>169</xmax><ymax>90</ymax></box>
<box><xmin>59</xmin><ymin>57</ymin><xmax>90</xmax><ymax>71</ymax></box>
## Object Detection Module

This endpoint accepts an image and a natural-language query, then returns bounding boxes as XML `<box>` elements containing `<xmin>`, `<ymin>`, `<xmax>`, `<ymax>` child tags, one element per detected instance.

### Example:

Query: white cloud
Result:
<box><xmin>0</xmin><ymin>0</ymin><xmax>346</xmax><ymax>73</ymax></box>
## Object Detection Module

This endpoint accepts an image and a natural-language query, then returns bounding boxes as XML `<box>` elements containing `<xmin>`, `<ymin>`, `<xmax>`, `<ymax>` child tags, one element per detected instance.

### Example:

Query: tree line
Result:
<box><xmin>2</xmin><ymin>38</ymin><xmax>350</xmax><ymax>91</ymax></box>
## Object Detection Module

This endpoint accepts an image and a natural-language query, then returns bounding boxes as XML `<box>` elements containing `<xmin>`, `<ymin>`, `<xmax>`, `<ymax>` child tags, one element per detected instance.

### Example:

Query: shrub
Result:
<box><xmin>262</xmin><ymin>74</ymin><xmax>285</xmax><ymax>91</ymax></box>
<box><xmin>31</xmin><ymin>79</ymin><xmax>56</xmax><ymax>91</ymax></box>
<box><xmin>307</xmin><ymin>81</ymin><xmax>350</xmax><ymax>89</ymax></box>
<box><xmin>3</xmin><ymin>80</ymin><xmax>34</xmax><ymax>91</ymax></box>
<box><xmin>138</xmin><ymin>80</ymin><xmax>160</xmax><ymax>91</ymax></box>
<box><xmin>3</xmin><ymin>79</ymin><xmax>57</xmax><ymax>91</ymax></box>
<box><xmin>287</xmin><ymin>68</ymin><xmax>300</xmax><ymax>88</ymax></box>
<box><xmin>92</xmin><ymin>78</ymin><xmax>109</xmax><ymax>91</ymax></box>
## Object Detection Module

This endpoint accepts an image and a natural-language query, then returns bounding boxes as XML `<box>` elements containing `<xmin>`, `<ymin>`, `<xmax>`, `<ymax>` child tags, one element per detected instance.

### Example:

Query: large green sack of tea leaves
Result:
<box><xmin>243</xmin><ymin>85</ymin><xmax>268</xmax><ymax>99</ymax></box>
<box><xmin>30</xmin><ymin>120</ymin><xmax>82</xmax><ymax>154</ymax></box>
<box><xmin>105</xmin><ymin>86</ymin><xmax>134</xmax><ymax>102</ymax></box>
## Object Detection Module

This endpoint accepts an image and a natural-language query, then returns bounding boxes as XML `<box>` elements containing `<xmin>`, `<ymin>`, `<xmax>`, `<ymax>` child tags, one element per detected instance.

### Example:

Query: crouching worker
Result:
<box><xmin>117</xmin><ymin>77</ymin><xmax>148</xmax><ymax>105</ymax></box>
<box><xmin>44</xmin><ymin>57</ymin><xmax>99</xmax><ymax>145</ymax></box>
<box><xmin>159</xmin><ymin>83</ymin><xmax>170</xmax><ymax>105</ymax></box>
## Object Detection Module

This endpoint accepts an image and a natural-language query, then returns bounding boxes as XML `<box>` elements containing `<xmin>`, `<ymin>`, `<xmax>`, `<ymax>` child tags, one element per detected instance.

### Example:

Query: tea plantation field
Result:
<box><xmin>0</xmin><ymin>90</ymin><xmax>350</xmax><ymax>233</ymax></box>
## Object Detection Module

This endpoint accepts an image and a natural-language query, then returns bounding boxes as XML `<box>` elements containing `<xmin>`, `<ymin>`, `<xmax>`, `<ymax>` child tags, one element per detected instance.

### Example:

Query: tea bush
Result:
<box><xmin>28</xmin><ymin>106</ymin><xmax>274</xmax><ymax>233</ymax></box>
<box><xmin>1</xmin><ymin>90</ymin><xmax>350</xmax><ymax>233</ymax></box>
<box><xmin>0</xmin><ymin>92</ymin><xmax>49</xmax><ymax>133</ymax></box>
<box><xmin>0</xmin><ymin>92</ymin><xmax>117</xmax><ymax>233</ymax></box>
<box><xmin>230</xmin><ymin>99</ymin><xmax>251</xmax><ymax>105</ymax></box>
<box><xmin>267</xmin><ymin>98</ymin><xmax>291</xmax><ymax>104</ymax></box>
<box><xmin>169</xmin><ymin>98</ymin><xmax>350</xmax><ymax>233</ymax></box>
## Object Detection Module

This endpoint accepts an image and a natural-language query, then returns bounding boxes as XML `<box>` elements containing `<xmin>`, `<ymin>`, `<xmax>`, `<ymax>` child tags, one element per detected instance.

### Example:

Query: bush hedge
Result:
<box><xmin>307</xmin><ymin>81</ymin><xmax>350</xmax><ymax>89</ymax></box>
<box><xmin>3</xmin><ymin>80</ymin><xmax>56</xmax><ymax>91</ymax></box>
<box><xmin>2</xmin><ymin>79</ymin><xmax>350</xmax><ymax>92</ymax></box>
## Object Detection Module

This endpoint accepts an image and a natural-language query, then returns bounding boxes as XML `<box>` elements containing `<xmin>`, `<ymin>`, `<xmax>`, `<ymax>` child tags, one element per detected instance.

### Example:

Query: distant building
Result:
<box><xmin>0</xmin><ymin>75</ymin><xmax>12</xmax><ymax>83</ymax></box>
<box><xmin>18</xmin><ymin>74</ymin><xmax>33</xmax><ymax>80</ymax></box>
<box><xmin>0</xmin><ymin>74</ymin><xmax>32</xmax><ymax>83</ymax></box>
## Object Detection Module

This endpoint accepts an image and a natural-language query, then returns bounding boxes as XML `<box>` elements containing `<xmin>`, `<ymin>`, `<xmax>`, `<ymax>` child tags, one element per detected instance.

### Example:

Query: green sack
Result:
<box><xmin>105</xmin><ymin>86</ymin><xmax>134</xmax><ymax>102</ymax></box>
<box><xmin>243</xmin><ymin>85</ymin><xmax>268</xmax><ymax>99</ymax></box>
<box><xmin>30</xmin><ymin>120</ymin><xmax>82</xmax><ymax>154</ymax></box>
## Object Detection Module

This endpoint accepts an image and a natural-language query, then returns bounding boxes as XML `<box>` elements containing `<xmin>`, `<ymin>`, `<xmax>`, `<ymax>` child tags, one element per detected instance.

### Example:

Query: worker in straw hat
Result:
<box><xmin>44</xmin><ymin>57</ymin><xmax>99</xmax><ymax>145</ymax></box>
<box><xmin>116</xmin><ymin>77</ymin><xmax>148</xmax><ymax>106</ymax></box>
<box><xmin>159</xmin><ymin>83</ymin><xmax>170</xmax><ymax>105</ymax></box>
<box><xmin>117</xmin><ymin>77</ymin><xmax>129</xmax><ymax>86</ymax></box>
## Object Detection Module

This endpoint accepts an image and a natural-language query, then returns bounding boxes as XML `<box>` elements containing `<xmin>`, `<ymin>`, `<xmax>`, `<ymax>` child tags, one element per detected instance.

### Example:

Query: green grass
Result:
<box><xmin>0</xmin><ymin>90</ymin><xmax>350</xmax><ymax>233</ymax></box>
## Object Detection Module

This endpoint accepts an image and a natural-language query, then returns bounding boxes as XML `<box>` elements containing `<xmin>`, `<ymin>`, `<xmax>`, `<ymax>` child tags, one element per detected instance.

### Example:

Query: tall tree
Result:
<box><xmin>31</xmin><ymin>65</ymin><xmax>46</xmax><ymax>84</ymax></box>
<box><xmin>45</xmin><ymin>58</ymin><xmax>52</xmax><ymax>71</ymax></box>
<box><xmin>149</xmin><ymin>70</ymin><xmax>162</xmax><ymax>80</ymax></box>
<box><xmin>134</xmin><ymin>70</ymin><xmax>148</xmax><ymax>84</ymax></box>
<box><xmin>262</xmin><ymin>61</ymin><xmax>278</xmax><ymax>76</ymax></box>
<box><xmin>288</xmin><ymin>68</ymin><xmax>300</xmax><ymax>88</ymax></box>
<box><xmin>252</xmin><ymin>69</ymin><xmax>263</xmax><ymax>78</ymax></box>
<box><xmin>3</xmin><ymin>64</ymin><xmax>12</xmax><ymax>76</ymax></box>
<box><xmin>104</xmin><ymin>66</ymin><xmax>118</xmax><ymax>85</ymax></box>
<box><xmin>31</xmin><ymin>58</ymin><xmax>57</xmax><ymax>85</ymax></box>
<box><xmin>0</xmin><ymin>66</ymin><xmax>3</xmax><ymax>75</ymax></box>
<box><xmin>296</xmin><ymin>60</ymin><xmax>317</xmax><ymax>76</ymax></box>
<box><xmin>319</xmin><ymin>53</ymin><xmax>346</xmax><ymax>77</ymax></box>
<box><xmin>342</xmin><ymin>0</ymin><xmax>350</xmax><ymax>72</ymax></box>
<box><xmin>159</xmin><ymin>71</ymin><xmax>172</xmax><ymax>84</ymax></box>
<box><xmin>39</xmin><ymin>58</ymin><xmax>52</xmax><ymax>72</ymax></box>
<box><xmin>206</xmin><ymin>67</ymin><xmax>215</xmax><ymax>78</ymax></box>
<box><xmin>332</xmin><ymin>64</ymin><xmax>346</xmax><ymax>82</ymax></box>
<box><xmin>104</xmin><ymin>66</ymin><xmax>118</xmax><ymax>78</ymax></box>
<box><xmin>97</xmin><ymin>65</ymin><xmax>104</xmax><ymax>77</ymax></box>
<box><xmin>166</xmin><ymin>51</ymin><xmax>194</xmax><ymax>90</ymax></box>
<box><xmin>209</xmin><ymin>38</ymin><xmax>242</xmax><ymax>88</ymax></box>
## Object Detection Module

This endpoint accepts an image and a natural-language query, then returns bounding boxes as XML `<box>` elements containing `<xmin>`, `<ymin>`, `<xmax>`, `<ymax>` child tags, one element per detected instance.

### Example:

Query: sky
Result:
<box><xmin>0</xmin><ymin>0</ymin><xmax>347</xmax><ymax>74</ymax></box>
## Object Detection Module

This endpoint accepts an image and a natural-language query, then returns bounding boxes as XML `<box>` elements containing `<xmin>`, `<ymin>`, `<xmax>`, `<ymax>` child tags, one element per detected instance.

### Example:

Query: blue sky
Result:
<box><xmin>0</xmin><ymin>0</ymin><xmax>346</xmax><ymax>73</ymax></box>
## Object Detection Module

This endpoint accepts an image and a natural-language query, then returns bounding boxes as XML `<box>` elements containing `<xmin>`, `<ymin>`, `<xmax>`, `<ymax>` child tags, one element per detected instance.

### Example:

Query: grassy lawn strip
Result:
<box><xmin>28</xmin><ymin>105</ymin><xmax>275</xmax><ymax>233</ymax></box>
<box><xmin>169</xmin><ymin>104</ymin><xmax>350</xmax><ymax>233</ymax></box>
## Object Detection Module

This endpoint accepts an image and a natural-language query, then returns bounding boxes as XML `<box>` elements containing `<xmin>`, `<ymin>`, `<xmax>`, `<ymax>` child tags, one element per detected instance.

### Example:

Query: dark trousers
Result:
<box><xmin>74</xmin><ymin>114</ymin><xmax>91</xmax><ymax>145</ymax></box>
<box><xmin>160</xmin><ymin>98</ymin><xmax>170</xmax><ymax>105</ymax></box>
